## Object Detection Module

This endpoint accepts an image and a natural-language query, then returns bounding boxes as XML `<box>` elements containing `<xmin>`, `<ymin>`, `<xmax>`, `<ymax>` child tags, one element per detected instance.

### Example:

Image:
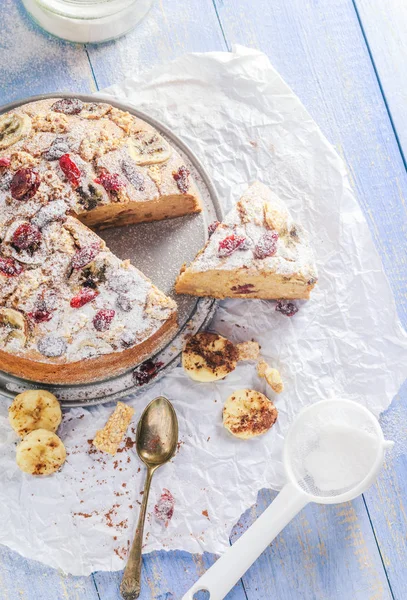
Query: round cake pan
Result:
<box><xmin>0</xmin><ymin>93</ymin><xmax>222</xmax><ymax>406</ymax></box>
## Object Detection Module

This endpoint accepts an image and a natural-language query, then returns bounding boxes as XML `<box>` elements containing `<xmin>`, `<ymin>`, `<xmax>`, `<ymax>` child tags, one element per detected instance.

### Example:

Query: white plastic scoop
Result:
<box><xmin>183</xmin><ymin>399</ymin><xmax>393</xmax><ymax>600</ymax></box>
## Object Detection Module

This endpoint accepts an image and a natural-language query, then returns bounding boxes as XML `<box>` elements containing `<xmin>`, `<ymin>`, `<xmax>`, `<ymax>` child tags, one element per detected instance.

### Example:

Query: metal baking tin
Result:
<box><xmin>0</xmin><ymin>93</ymin><xmax>221</xmax><ymax>406</ymax></box>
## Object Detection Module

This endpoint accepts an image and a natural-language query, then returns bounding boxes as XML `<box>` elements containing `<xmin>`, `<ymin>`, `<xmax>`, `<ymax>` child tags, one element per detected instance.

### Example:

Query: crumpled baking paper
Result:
<box><xmin>0</xmin><ymin>46</ymin><xmax>406</xmax><ymax>576</ymax></box>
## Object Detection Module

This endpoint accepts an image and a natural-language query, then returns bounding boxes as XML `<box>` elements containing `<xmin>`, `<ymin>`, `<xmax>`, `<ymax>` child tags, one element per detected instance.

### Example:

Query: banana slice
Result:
<box><xmin>16</xmin><ymin>429</ymin><xmax>66</xmax><ymax>476</ymax></box>
<box><xmin>128</xmin><ymin>130</ymin><xmax>172</xmax><ymax>165</ymax></box>
<box><xmin>9</xmin><ymin>389</ymin><xmax>62</xmax><ymax>437</ymax></box>
<box><xmin>223</xmin><ymin>389</ymin><xmax>278</xmax><ymax>439</ymax></box>
<box><xmin>0</xmin><ymin>113</ymin><xmax>31</xmax><ymax>150</ymax></box>
<box><xmin>257</xmin><ymin>360</ymin><xmax>284</xmax><ymax>394</ymax></box>
<box><xmin>0</xmin><ymin>308</ymin><xmax>27</xmax><ymax>347</ymax></box>
<box><xmin>182</xmin><ymin>332</ymin><xmax>239</xmax><ymax>382</ymax></box>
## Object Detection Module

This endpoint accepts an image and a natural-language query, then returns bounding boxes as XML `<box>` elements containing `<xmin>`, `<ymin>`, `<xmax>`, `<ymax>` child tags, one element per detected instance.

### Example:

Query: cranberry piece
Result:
<box><xmin>42</xmin><ymin>137</ymin><xmax>70</xmax><ymax>160</ymax></box>
<box><xmin>173</xmin><ymin>166</ymin><xmax>190</xmax><ymax>193</ymax></box>
<box><xmin>133</xmin><ymin>360</ymin><xmax>164</xmax><ymax>385</ymax></box>
<box><xmin>28</xmin><ymin>309</ymin><xmax>52</xmax><ymax>323</ymax></box>
<box><xmin>0</xmin><ymin>256</ymin><xmax>23</xmax><ymax>277</ymax></box>
<box><xmin>59</xmin><ymin>154</ymin><xmax>81</xmax><ymax>187</ymax></box>
<box><xmin>51</xmin><ymin>98</ymin><xmax>84</xmax><ymax>115</ymax></box>
<box><xmin>10</xmin><ymin>168</ymin><xmax>40</xmax><ymax>201</ymax></box>
<box><xmin>121</xmin><ymin>159</ymin><xmax>145</xmax><ymax>191</ymax></box>
<box><xmin>154</xmin><ymin>488</ymin><xmax>175</xmax><ymax>527</ymax></box>
<box><xmin>93</xmin><ymin>309</ymin><xmax>115</xmax><ymax>331</ymax></box>
<box><xmin>208</xmin><ymin>221</ymin><xmax>220</xmax><ymax>237</ymax></box>
<box><xmin>70</xmin><ymin>288</ymin><xmax>99</xmax><ymax>308</ymax></box>
<box><xmin>254</xmin><ymin>231</ymin><xmax>279</xmax><ymax>259</ymax></box>
<box><xmin>275</xmin><ymin>300</ymin><xmax>298</xmax><ymax>317</ymax></box>
<box><xmin>218</xmin><ymin>234</ymin><xmax>247</xmax><ymax>257</ymax></box>
<box><xmin>94</xmin><ymin>171</ymin><xmax>125</xmax><ymax>192</ymax></box>
<box><xmin>71</xmin><ymin>243</ymin><xmax>101</xmax><ymax>270</ymax></box>
<box><xmin>0</xmin><ymin>157</ymin><xmax>11</xmax><ymax>167</ymax></box>
<box><xmin>231</xmin><ymin>284</ymin><xmax>256</xmax><ymax>294</ymax></box>
<box><xmin>12</xmin><ymin>223</ymin><xmax>42</xmax><ymax>251</ymax></box>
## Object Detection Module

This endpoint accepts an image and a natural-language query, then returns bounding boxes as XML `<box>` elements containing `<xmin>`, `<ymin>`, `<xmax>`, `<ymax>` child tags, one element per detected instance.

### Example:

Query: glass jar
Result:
<box><xmin>22</xmin><ymin>0</ymin><xmax>155</xmax><ymax>43</ymax></box>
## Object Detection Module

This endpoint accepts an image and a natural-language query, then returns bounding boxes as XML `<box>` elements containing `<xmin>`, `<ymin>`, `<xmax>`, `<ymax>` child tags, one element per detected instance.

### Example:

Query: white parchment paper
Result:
<box><xmin>1</xmin><ymin>46</ymin><xmax>406</xmax><ymax>575</ymax></box>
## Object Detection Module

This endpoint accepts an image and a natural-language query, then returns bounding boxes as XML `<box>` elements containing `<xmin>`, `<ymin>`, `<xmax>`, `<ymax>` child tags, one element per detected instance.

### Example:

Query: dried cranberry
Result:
<box><xmin>59</xmin><ymin>154</ymin><xmax>81</xmax><ymax>187</ymax></box>
<box><xmin>70</xmin><ymin>288</ymin><xmax>99</xmax><ymax>308</ymax></box>
<box><xmin>12</xmin><ymin>223</ymin><xmax>42</xmax><ymax>251</ymax></box>
<box><xmin>218</xmin><ymin>234</ymin><xmax>246</xmax><ymax>257</ymax></box>
<box><xmin>28</xmin><ymin>309</ymin><xmax>52</xmax><ymax>323</ymax></box>
<box><xmin>254</xmin><ymin>231</ymin><xmax>279</xmax><ymax>259</ymax></box>
<box><xmin>121</xmin><ymin>159</ymin><xmax>145</xmax><ymax>191</ymax></box>
<box><xmin>71</xmin><ymin>243</ymin><xmax>101</xmax><ymax>270</ymax></box>
<box><xmin>154</xmin><ymin>488</ymin><xmax>175</xmax><ymax>526</ymax></box>
<box><xmin>95</xmin><ymin>171</ymin><xmax>125</xmax><ymax>192</ymax></box>
<box><xmin>0</xmin><ymin>256</ymin><xmax>23</xmax><ymax>277</ymax></box>
<box><xmin>208</xmin><ymin>221</ymin><xmax>220</xmax><ymax>237</ymax></box>
<box><xmin>231</xmin><ymin>284</ymin><xmax>256</xmax><ymax>294</ymax></box>
<box><xmin>275</xmin><ymin>300</ymin><xmax>298</xmax><ymax>317</ymax></box>
<box><xmin>0</xmin><ymin>157</ymin><xmax>11</xmax><ymax>167</ymax></box>
<box><xmin>10</xmin><ymin>168</ymin><xmax>40</xmax><ymax>201</ymax></box>
<box><xmin>133</xmin><ymin>360</ymin><xmax>164</xmax><ymax>385</ymax></box>
<box><xmin>173</xmin><ymin>166</ymin><xmax>190</xmax><ymax>193</ymax></box>
<box><xmin>51</xmin><ymin>98</ymin><xmax>84</xmax><ymax>115</ymax></box>
<box><xmin>93</xmin><ymin>309</ymin><xmax>115</xmax><ymax>331</ymax></box>
<box><xmin>42</xmin><ymin>137</ymin><xmax>70</xmax><ymax>160</ymax></box>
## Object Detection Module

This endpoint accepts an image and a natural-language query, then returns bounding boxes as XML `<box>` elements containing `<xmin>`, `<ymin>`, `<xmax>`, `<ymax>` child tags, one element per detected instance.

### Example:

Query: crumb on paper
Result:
<box><xmin>236</xmin><ymin>340</ymin><xmax>260</xmax><ymax>361</ymax></box>
<box><xmin>93</xmin><ymin>402</ymin><xmax>135</xmax><ymax>455</ymax></box>
<box><xmin>154</xmin><ymin>488</ymin><xmax>175</xmax><ymax>527</ymax></box>
<box><xmin>257</xmin><ymin>360</ymin><xmax>284</xmax><ymax>393</ymax></box>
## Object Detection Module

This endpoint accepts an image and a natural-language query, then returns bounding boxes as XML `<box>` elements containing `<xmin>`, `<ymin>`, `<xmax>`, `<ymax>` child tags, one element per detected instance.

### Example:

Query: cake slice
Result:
<box><xmin>0</xmin><ymin>215</ymin><xmax>177</xmax><ymax>384</ymax></box>
<box><xmin>176</xmin><ymin>182</ymin><xmax>317</xmax><ymax>300</ymax></box>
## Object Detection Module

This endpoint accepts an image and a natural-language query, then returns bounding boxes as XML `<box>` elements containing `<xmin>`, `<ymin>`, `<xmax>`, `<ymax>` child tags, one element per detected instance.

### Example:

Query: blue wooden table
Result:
<box><xmin>1</xmin><ymin>0</ymin><xmax>407</xmax><ymax>598</ymax></box>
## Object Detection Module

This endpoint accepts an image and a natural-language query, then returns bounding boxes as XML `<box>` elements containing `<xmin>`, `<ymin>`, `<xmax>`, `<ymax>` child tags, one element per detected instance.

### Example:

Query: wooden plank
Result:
<box><xmin>86</xmin><ymin>0</ymin><xmax>227</xmax><ymax>90</ymax></box>
<box><xmin>214</xmin><ymin>0</ymin><xmax>407</xmax><ymax>324</ymax></box>
<box><xmin>363</xmin><ymin>382</ymin><xmax>407</xmax><ymax>600</ymax></box>
<box><xmin>231</xmin><ymin>490</ymin><xmax>392</xmax><ymax>600</ymax></box>
<box><xmin>93</xmin><ymin>551</ymin><xmax>247</xmax><ymax>599</ymax></box>
<box><xmin>355</xmin><ymin>0</ymin><xmax>407</xmax><ymax>164</ymax></box>
<box><xmin>0</xmin><ymin>0</ymin><xmax>95</xmax><ymax>105</ymax></box>
<box><xmin>0</xmin><ymin>544</ymin><xmax>100</xmax><ymax>600</ymax></box>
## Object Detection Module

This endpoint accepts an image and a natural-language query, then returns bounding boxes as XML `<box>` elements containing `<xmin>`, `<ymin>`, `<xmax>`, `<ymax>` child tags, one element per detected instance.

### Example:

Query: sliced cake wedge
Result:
<box><xmin>176</xmin><ymin>181</ymin><xmax>317</xmax><ymax>300</ymax></box>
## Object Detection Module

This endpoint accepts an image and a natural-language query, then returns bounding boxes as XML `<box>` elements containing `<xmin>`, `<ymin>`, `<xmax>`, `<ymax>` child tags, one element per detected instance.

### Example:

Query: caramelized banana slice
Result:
<box><xmin>128</xmin><ymin>130</ymin><xmax>172</xmax><ymax>165</ymax></box>
<box><xmin>16</xmin><ymin>429</ymin><xmax>66</xmax><ymax>476</ymax></box>
<box><xmin>9</xmin><ymin>389</ymin><xmax>62</xmax><ymax>437</ymax></box>
<box><xmin>223</xmin><ymin>389</ymin><xmax>278</xmax><ymax>440</ymax></box>
<box><xmin>182</xmin><ymin>332</ymin><xmax>239</xmax><ymax>382</ymax></box>
<box><xmin>0</xmin><ymin>308</ymin><xmax>27</xmax><ymax>347</ymax></box>
<box><xmin>0</xmin><ymin>113</ymin><xmax>32</xmax><ymax>150</ymax></box>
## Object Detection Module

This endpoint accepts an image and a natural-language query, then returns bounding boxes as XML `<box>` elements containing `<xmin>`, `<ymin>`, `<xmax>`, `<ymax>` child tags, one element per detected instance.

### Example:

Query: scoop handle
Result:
<box><xmin>182</xmin><ymin>482</ymin><xmax>308</xmax><ymax>600</ymax></box>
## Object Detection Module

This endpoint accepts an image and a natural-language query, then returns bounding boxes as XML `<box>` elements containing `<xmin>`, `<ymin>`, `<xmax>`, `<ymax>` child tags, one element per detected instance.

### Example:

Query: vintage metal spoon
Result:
<box><xmin>120</xmin><ymin>396</ymin><xmax>178</xmax><ymax>600</ymax></box>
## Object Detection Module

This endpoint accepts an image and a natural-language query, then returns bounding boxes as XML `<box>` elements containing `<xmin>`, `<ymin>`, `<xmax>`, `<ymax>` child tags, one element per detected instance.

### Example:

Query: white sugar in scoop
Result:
<box><xmin>184</xmin><ymin>399</ymin><xmax>394</xmax><ymax>600</ymax></box>
<box><xmin>304</xmin><ymin>424</ymin><xmax>379</xmax><ymax>492</ymax></box>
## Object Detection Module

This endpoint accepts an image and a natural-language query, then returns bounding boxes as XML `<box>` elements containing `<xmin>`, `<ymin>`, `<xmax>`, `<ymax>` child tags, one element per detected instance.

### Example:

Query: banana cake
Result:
<box><xmin>0</xmin><ymin>97</ymin><xmax>197</xmax><ymax>383</ymax></box>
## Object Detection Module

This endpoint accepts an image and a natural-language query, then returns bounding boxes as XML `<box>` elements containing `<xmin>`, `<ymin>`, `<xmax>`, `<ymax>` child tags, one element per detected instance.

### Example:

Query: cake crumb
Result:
<box><xmin>93</xmin><ymin>402</ymin><xmax>134</xmax><ymax>455</ymax></box>
<box><xmin>236</xmin><ymin>340</ymin><xmax>260</xmax><ymax>361</ymax></box>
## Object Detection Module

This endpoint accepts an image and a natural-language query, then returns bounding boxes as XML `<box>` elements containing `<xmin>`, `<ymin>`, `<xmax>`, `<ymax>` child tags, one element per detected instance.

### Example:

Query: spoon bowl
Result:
<box><xmin>136</xmin><ymin>396</ymin><xmax>178</xmax><ymax>467</ymax></box>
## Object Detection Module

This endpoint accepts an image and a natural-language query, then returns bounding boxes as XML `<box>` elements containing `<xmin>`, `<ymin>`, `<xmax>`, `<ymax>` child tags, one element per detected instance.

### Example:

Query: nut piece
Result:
<box><xmin>223</xmin><ymin>389</ymin><xmax>278</xmax><ymax>439</ymax></box>
<box><xmin>257</xmin><ymin>360</ymin><xmax>284</xmax><ymax>394</ymax></box>
<box><xmin>236</xmin><ymin>341</ymin><xmax>260</xmax><ymax>361</ymax></box>
<box><xmin>93</xmin><ymin>401</ymin><xmax>135</xmax><ymax>455</ymax></box>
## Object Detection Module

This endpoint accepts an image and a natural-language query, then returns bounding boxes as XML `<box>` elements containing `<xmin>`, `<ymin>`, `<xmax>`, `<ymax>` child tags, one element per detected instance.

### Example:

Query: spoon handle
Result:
<box><xmin>120</xmin><ymin>466</ymin><xmax>155</xmax><ymax>600</ymax></box>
